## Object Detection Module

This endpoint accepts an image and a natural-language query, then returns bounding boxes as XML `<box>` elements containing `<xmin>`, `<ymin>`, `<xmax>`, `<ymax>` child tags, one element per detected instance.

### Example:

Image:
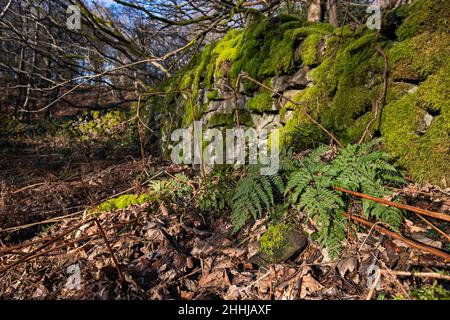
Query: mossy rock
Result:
<box><xmin>395</xmin><ymin>0</ymin><xmax>450</xmax><ymax>41</ymax></box>
<box><xmin>249</xmin><ymin>223</ymin><xmax>308</xmax><ymax>266</ymax></box>
<box><xmin>388</xmin><ymin>31</ymin><xmax>450</xmax><ymax>82</ymax></box>
<box><xmin>207</xmin><ymin>111</ymin><xmax>253</xmax><ymax>128</ymax></box>
<box><xmin>246</xmin><ymin>91</ymin><xmax>275</xmax><ymax>113</ymax></box>
<box><xmin>381</xmin><ymin>66</ymin><xmax>449</xmax><ymax>185</ymax></box>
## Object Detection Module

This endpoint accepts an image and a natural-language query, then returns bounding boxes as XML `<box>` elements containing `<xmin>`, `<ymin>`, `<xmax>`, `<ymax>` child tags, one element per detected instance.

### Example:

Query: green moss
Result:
<box><xmin>246</xmin><ymin>91</ymin><xmax>273</xmax><ymax>113</ymax></box>
<box><xmin>208</xmin><ymin>113</ymin><xmax>235</xmax><ymax>128</ymax></box>
<box><xmin>230</xmin><ymin>17</ymin><xmax>332</xmax><ymax>82</ymax></box>
<box><xmin>388</xmin><ymin>32</ymin><xmax>449</xmax><ymax>81</ymax></box>
<box><xmin>213</xmin><ymin>30</ymin><xmax>244</xmax><ymax>78</ymax></box>
<box><xmin>207</xmin><ymin>110</ymin><xmax>253</xmax><ymax>128</ymax></box>
<box><xmin>207</xmin><ymin>90</ymin><xmax>219</xmax><ymax>101</ymax></box>
<box><xmin>381</xmin><ymin>66</ymin><xmax>449</xmax><ymax>185</ymax></box>
<box><xmin>396</xmin><ymin>0</ymin><xmax>450</xmax><ymax>40</ymax></box>
<box><xmin>300</xmin><ymin>33</ymin><xmax>323</xmax><ymax>66</ymax></box>
<box><xmin>259</xmin><ymin>222</ymin><xmax>293</xmax><ymax>259</ymax></box>
<box><xmin>94</xmin><ymin>194</ymin><xmax>152</xmax><ymax>215</ymax></box>
<box><xmin>309</xmin><ymin>32</ymin><xmax>382</xmax><ymax>142</ymax></box>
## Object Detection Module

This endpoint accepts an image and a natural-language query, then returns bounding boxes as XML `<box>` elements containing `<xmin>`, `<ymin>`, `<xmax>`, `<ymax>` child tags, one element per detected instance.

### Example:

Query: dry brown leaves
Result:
<box><xmin>0</xmin><ymin>176</ymin><xmax>449</xmax><ymax>300</ymax></box>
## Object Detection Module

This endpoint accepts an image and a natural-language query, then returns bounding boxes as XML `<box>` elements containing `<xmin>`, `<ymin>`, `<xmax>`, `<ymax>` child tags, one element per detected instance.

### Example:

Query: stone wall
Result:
<box><xmin>148</xmin><ymin>0</ymin><xmax>449</xmax><ymax>185</ymax></box>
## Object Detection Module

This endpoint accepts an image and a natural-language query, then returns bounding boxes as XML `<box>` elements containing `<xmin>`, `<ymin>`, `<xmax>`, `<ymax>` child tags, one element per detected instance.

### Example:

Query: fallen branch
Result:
<box><xmin>0</xmin><ymin>211</ymin><xmax>85</xmax><ymax>233</ymax></box>
<box><xmin>335</xmin><ymin>187</ymin><xmax>450</xmax><ymax>222</ymax></box>
<box><xmin>0</xmin><ymin>219</ymin><xmax>138</xmax><ymax>257</ymax></box>
<box><xmin>342</xmin><ymin>212</ymin><xmax>450</xmax><ymax>261</ymax></box>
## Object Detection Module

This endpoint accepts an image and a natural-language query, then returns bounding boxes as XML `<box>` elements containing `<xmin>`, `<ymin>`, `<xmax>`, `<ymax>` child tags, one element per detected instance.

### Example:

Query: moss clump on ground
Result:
<box><xmin>246</xmin><ymin>91</ymin><xmax>274</xmax><ymax>113</ymax></box>
<box><xmin>259</xmin><ymin>222</ymin><xmax>292</xmax><ymax>259</ymax></box>
<box><xmin>381</xmin><ymin>66</ymin><xmax>449</xmax><ymax>185</ymax></box>
<box><xmin>94</xmin><ymin>194</ymin><xmax>152</xmax><ymax>214</ymax></box>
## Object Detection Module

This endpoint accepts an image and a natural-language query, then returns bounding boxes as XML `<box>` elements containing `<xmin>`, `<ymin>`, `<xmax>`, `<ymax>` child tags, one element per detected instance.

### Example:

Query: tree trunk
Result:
<box><xmin>327</xmin><ymin>0</ymin><xmax>338</xmax><ymax>27</ymax></box>
<box><xmin>307</xmin><ymin>0</ymin><xmax>321</xmax><ymax>22</ymax></box>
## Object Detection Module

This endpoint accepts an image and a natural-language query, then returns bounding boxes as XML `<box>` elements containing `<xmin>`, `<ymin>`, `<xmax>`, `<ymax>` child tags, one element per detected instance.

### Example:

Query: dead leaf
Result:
<box><xmin>191</xmin><ymin>239</ymin><xmax>215</xmax><ymax>257</ymax></box>
<box><xmin>405</xmin><ymin>219</ymin><xmax>428</xmax><ymax>233</ymax></box>
<box><xmin>410</xmin><ymin>233</ymin><xmax>442</xmax><ymax>248</ymax></box>
<box><xmin>336</xmin><ymin>256</ymin><xmax>358</xmax><ymax>277</ymax></box>
<box><xmin>300</xmin><ymin>274</ymin><xmax>323</xmax><ymax>299</ymax></box>
<box><xmin>199</xmin><ymin>271</ymin><xmax>228</xmax><ymax>288</ymax></box>
<box><xmin>220</xmin><ymin>247</ymin><xmax>247</xmax><ymax>258</ymax></box>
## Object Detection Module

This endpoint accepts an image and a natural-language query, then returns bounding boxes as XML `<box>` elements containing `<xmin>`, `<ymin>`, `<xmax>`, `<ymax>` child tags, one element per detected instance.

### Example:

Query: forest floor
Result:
<box><xmin>0</xmin><ymin>123</ymin><xmax>449</xmax><ymax>300</ymax></box>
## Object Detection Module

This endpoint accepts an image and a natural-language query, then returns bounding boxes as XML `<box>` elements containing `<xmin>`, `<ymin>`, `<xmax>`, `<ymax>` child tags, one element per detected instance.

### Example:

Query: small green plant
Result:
<box><xmin>285</xmin><ymin>141</ymin><xmax>405</xmax><ymax>256</ymax></box>
<box><xmin>412</xmin><ymin>281</ymin><xmax>450</xmax><ymax>300</ymax></box>
<box><xmin>149</xmin><ymin>173</ymin><xmax>194</xmax><ymax>203</ymax></box>
<box><xmin>62</xmin><ymin>110</ymin><xmax>133</xmax><ymax>142</ymax></box>
<box><xmin>231</xmin><ymin>165</ymin><xmax>284</xmax><ymax>233</ymax></box>
<box><xmin>198</xmin><ymin>187</ymin><xmax>226</xmax><ymax>211</ymax></box>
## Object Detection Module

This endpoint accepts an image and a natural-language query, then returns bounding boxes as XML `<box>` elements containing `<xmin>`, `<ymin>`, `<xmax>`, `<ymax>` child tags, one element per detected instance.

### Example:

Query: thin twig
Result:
<box><xmin>335</xmin><ymin>187</ymin><xmax>450</xmax><ymax>222</ymax></box>
<box><xmin>380</xmin><ymin>270</ymin><xmax>450</xmax><ymax>281</ymax></box>
<box><xmin>413</xmin><ymin>213</ymin><xmax>450</xmax><ymax>242</ymax></box>
<box><xmin>0</xmin><ymin>218</ymin><xmax>95</xmax><ymax>275</ymax></box>
<box><xmin>94</xmin><ymin>218</ymin><xmax>126</xmax><ymax>283</ymax></box>
<box><xmin>343</xmin><ymin>212</ymin><xmax>450</xmax><ymax>261</ymax></box>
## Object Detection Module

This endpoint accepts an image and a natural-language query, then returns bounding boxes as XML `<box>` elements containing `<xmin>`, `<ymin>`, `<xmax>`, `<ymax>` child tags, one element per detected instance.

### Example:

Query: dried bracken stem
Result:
<box><xmin>335</xmin><ymin>187</ymin><xmax>450</xmax><ymax>222</ymax></box>
<box><xmin>413</xmin><ymin>213</ymin><xmax>450</xmax><ymax>242</ymax></box>
<box><xmin>94</xmin><ymin>218</ymin><xmax>126</xmax><ymax>283</ymax></box>
<box><xmin>380</xmin><ymin>270</ymin><xmax>450</xmax><ymax>281</ymax></box>
<box><xmin>0</xmin><ymin>218</ymin><xmax>95</xmax><ymax>275</ymax></box>
<box><xmin>342</xmin><ymin>212</ymin><xmax>450</xmax><ymax>261</ymax></box>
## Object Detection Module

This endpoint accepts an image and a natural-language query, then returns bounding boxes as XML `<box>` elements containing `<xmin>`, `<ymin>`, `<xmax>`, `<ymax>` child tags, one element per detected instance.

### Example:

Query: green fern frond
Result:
<box><xmin>284</xmin><ymin>141</ymin><xmax>406</xmax><ymax>257</ymax></box>
<box><xmin>231</xmin><ymin>169</ymin><xmax>285</xmax><ymax>233</ymax></box>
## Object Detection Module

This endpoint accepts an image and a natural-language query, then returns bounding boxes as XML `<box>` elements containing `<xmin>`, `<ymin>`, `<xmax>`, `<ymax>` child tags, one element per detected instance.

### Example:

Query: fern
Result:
<box><xmin>284</xmin><ymin>141</ymin><xmax>406</xmax><ymax>257</ymax></box>
<box><xmin>230</xmin><ymin>141</ymin><xmax>406</xmax><ymax>257</ymax></box>
<box><xmin>231</xmin><ymin>165</ymin><xmax>284</xmax><ymax>233</ymax></box>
